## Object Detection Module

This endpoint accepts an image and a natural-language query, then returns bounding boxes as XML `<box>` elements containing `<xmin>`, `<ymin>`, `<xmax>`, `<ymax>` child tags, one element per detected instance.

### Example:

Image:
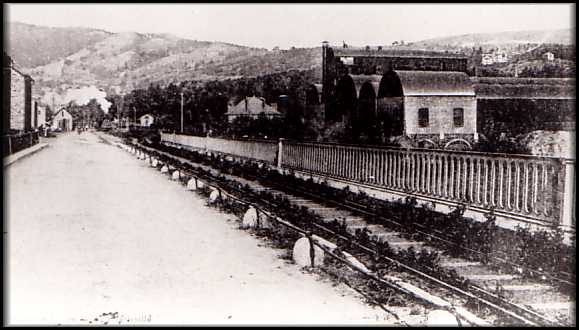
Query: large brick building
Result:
<box><xmin>3</xmin><ymin>53</ymin><xmax>35</xmax><ymax>134</ymax></box>
<box><xmin>321</xmin><ymin>43</ymin><xmax>476</xmax><ymax>148</ymax></box>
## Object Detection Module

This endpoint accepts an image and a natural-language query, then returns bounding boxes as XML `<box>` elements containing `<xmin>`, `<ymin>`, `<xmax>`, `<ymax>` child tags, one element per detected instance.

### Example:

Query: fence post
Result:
<box><xmin>277</xmin><ymin>138</ymin><xmax>284</xmax><ymax>170</ymax></box>
<box><xmin>560</xmin><ymin>160</ymin><xmax>575</xmax><ymax>230</ymax></box>
<box><xmin>8</xmin><ymin>136</ymin><xmax>12</xmax><ymax>155</ymax></box>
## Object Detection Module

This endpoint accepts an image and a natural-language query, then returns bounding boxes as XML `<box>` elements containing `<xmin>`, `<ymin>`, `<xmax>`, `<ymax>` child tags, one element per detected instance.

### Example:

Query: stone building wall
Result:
<box><xmin>10</xmin><ymin>68</ymin><xmax>26</xmax><ymax>131</ymax></box>
<box><xmin>404</xmin><ymin>95</ymin><xmax>477</xmax><ymax>136</ymax></box>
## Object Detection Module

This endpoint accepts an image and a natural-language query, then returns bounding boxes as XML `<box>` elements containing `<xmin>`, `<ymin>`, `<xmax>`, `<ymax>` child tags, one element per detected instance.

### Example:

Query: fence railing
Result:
<box><xmin>161</xmin><ymin>132</ymin><xmax>278</xmax><ymax>164</ymax></box>
<box><xmin>161</xmin><ymin>132</ymin><xmax>575</xmax><ymax>229</ymax></box>
<box><xmin>3</xmin><ymin>131</ymin><xmax>40</xmax><ymax>158</ymax></box>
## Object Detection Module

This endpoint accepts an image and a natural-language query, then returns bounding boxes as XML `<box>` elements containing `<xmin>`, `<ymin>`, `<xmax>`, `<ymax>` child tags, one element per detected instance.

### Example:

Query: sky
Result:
<box><xmin>6</xmin><ymin>3</ymin><xmax>575</xmax><ymax>49</ymax></box>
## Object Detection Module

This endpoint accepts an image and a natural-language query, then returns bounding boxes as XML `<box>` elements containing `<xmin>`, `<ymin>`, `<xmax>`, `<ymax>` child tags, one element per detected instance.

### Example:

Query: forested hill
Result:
<box><xmin>7</xmin><ymin>22</ymin><xmax>322</xmax><ymax>93</ymax></box>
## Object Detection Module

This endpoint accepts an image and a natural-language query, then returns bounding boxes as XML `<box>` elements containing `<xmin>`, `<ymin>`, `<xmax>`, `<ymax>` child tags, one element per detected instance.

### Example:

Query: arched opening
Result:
<box><xmin>377</xmin><ymin>70</ymin><xmax>404</xmax><ymax>140</ymax></box>
<box><xmin>417</xmin><ymin>138</ymin><xmax>437</xmax><ymax>149</ymax></box>
<box><xmin>327</xmin><ymin>74</ymin><xmax>357</xmax><ymax>123</ymax></box>
<box><xmin>305</xmin><ymin>84</ymin><xmax>320</xmax><ymax>106</ymax></box>
<box><xmin>303</xmin><ymin>84</ymin><xmax>322</xmax><ymax>128</ymax></box>
<box><xmin>377</xmin><ymin>69</ymin><xmax>403</xmax><ymax>98</ymax></box>
<box><xmin>357</xmin><ymin>81</ymin><xmax>378</xmax><ymax>142</ymax></box>
<box><xmin>444</xmin><ymin>139</ymin><xmax>472</xmax><ymax>151</ymax></box>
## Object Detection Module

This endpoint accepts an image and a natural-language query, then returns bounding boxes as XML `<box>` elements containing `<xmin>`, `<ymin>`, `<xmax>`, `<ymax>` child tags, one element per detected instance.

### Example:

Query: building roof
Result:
<box><xmin>139</xmin><ymin>113</ymin><xmax>154</xmax><ymax>119</ymax></box>
<box><xmin>226</xmin><ymin>96</ymin><xmax>282</xmax><ymax>116</ymax></box>
<box><xmin>333</xmin><ymin>47</ymin><xmax>468</xmax><ymax>59</ymax></box>
<box><xmin>53</xmin><ymin>109</ymin><xmax>73</xmax><ymax>118</ymax></box>
<box><xmin>472</xmin><ymin>77</ymin><xmax>575</xmax><ymax>99</ymax></box>
<box><xmin>350</xmin><ymin>70</ymin><xmax>476</xmax><ymax>97</ymax></box>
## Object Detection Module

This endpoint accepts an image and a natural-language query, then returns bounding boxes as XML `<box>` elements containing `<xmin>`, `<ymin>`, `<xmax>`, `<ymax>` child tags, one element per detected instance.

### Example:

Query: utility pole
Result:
<box><xmin>133</xmin><ymin>107</ymin><xmax>136</xmax><ymax>127</ymax></box>
<box><xmin>119</xmin><ymin>94</ymin><xmax>124</xmax><ymax>129</ymax></box>
<box><xmin>180</xmin><ymin>91</ymin><xmax>184</xmax><ymax>133</ymax></box>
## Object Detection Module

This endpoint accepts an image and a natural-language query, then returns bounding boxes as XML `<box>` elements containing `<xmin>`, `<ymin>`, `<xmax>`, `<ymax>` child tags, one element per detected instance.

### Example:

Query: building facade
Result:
<box><xmin>321</xmin><ymin>44</ymin><xmax>477</xmax><ymax>149</ymax></box>
<box><xmin>3</xmin><ymin>53</ymin><xmax>35</xmax><ymax>133</ymax></box>
<box><xmin>139</xmin><ymin>114</ymin><xmax>155</xmax><ymax>127</ymax></box>
<box><xmin>36</xmin><ymin>102</ymin><xmax>47</xmax><ymax>127</ymax></box>
<box><xmin>225</xmin><ymin>96</ymin><xmax>283</xmax><ymax>122</ymax></box>
<box><xmin>543</xmin><ymin>52</ymin><xmax>555</xmax><ymax>61</ymax></box>
<box><xmin>51</xmin><ymin>109</ymin><xmax>73</xmax><ymax>132</ymax></box>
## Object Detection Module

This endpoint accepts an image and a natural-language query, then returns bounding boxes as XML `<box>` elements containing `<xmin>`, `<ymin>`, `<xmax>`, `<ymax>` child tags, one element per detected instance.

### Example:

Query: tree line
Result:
<box><xmin>106</xmin><ymin>69</ymin><xmax>321</xmax><ymax>140</ymax></box>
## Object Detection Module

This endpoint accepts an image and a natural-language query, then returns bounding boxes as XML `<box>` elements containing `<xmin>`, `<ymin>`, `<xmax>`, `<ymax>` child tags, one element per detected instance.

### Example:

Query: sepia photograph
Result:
<box><xmin>3</xmin><ymin>3</ymin><xmax>575</xmax><ymax>326</ymax></box>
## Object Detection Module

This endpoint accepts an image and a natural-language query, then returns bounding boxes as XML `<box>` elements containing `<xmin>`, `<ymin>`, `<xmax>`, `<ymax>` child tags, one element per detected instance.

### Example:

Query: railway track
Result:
<box><xmin>111</xmin><ymin>136</ymin><xmax>575</xmax><ymax>326</ymax></box>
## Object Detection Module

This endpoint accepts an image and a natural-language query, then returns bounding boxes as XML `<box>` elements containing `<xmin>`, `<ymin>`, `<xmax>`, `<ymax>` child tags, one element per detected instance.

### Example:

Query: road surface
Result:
<box><xmin>6</xmin><ymin>131</ymin><xmax>398</xmax><ymax>325</ymax></box>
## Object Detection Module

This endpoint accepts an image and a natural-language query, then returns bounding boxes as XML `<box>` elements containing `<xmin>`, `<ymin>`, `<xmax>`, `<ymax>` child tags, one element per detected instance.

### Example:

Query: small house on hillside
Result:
<box><xmin>225</xmin><ymin>96</ymin><xmax>283</xmax><ymax>123</ymax></box>
<box><xmin>139</xmin><ymin>113</ymin><xmax>155</xmax><ymax>127</ymax></box>
<box><xmin>51</xmin><ymin>109</ymin><xmax>73</xmax><ymax>131</ymax></box>
<box><xmin>543</xmin><ymin>52</ymin><xmax>555</xmax><ymax>61</ymax></box>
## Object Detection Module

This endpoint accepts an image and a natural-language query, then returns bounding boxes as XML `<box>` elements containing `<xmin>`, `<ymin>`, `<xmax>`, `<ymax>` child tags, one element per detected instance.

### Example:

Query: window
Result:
<box><xmin>453</xmin><ymin>108</ymin><xmax>464</xmax><ymax>127</ymax></box>
<box><xmin>418</xmin><ymin>108</ymin><xmax>429</xmax><ymax>127</ymax></box>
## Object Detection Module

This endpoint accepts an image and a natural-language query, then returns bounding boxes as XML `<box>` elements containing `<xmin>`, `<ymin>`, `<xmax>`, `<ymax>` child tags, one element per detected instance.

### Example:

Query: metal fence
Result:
<box><xmin>3</xmin><ymin>131</ymin><xmax>40</xmax><ymax>157</ymax></box>
<box><xmin>161</xmin><ymin>132</ymin><xmax>575</xmax><ymax>228</ymax></box>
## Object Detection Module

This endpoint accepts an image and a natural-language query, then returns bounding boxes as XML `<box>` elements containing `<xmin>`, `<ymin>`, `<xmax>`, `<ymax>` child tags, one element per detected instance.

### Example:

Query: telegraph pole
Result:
<box><xmin>180</xmin><ymin>91</ymin><xmax>184</xmax><ymax>133</ymax></box>
<box><xmin>119</xmin><ymin>95</ymin><xmax>124</xmax><ymax>129</ymax></box>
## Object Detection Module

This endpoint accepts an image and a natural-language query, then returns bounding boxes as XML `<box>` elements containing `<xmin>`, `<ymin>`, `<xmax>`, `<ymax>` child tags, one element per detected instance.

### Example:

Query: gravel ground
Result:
<box><xmin>6</xmin><ymin>131</ymin><xmax>396</xmax><ymax>325</ymax></box>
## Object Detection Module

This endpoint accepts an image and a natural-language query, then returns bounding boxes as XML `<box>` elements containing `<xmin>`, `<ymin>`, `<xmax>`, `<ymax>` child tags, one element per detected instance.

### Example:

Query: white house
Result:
<box><xmin>481</xmin><ymin>51</ymin><xmax>508</xmax><ymax>65</ymax></box>
<box><xmin>494</xmin><ymin>51</ymin><xmax>508</xmax><ymax>63</ymax></box>
<box><xmin>225</xmin><ymin>96</ymin><xmax>283</xmax><ymax>123</ymax></box>
<box><xmin>139</xmin><ymin>113</ymin><xmax>155</xmax><ymax>127</ymax></box>
<box><xmin>36</xmin><ymin>103</ymin><xmax>47</xmax><ymax>127</ymax></box>
<box><xmin>51</xmin><ymin>109</ymin><xmax>73</xmax><ymax>131</ymax></box>
<box><xmin>543</xmin><ymin>52</ymin><xmax>555</xmax><ymax>61</ymax></box>
<box><xmin>481</xmin><ymin>54</ymin><xmax>494</xmax><ymax>65</ymax></box>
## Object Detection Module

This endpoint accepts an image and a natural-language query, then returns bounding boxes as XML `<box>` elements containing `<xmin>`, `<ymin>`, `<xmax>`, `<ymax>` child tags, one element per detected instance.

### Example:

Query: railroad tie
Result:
<box><xmin>370</xmin><ymin>231</ymin><xmax>402</xmax><ymax>243</ymax></box>
<box><xmin>527</xmin><ymin>302</ymin><xmax>575</xmax><ymax>311</ymax></box>
<box><xmin>500</xmin><ymin>284</ymin><xmax>551</xmax><ymax>292</ymax></box>
<box><xmin>461</xmin><ymin>274</ymin><xmax>520</xmax><ymax>281</ymax></box>
<box><xmin>345</xmin><ymin>224</ymin><xmax>369</xmax><ymax>235</ymax></box>
<box><xmin>440</xmin><ymin>261</ymin><xmax>482</xmax><ymax>268</ymax></box>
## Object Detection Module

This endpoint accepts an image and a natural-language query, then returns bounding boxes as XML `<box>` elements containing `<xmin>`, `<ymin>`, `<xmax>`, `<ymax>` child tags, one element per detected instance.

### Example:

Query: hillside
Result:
<box><xmin>7</xmin><ymin>21</ymin><xmax>322</xmax><ymax>93</ymax></box>
<box><xmin>411</xmin><ymin>28</ymin><xmax>574</xmax><ymax>50</ymax></box>
<box><xmin>7</xmin><ymin>22</ymin><xmax>112</xmax><ymax>68</ymax></box>
<box><xmin>7</xmin><ymin>22</ymin><xmax>574</xmax><ymax>95</ymax></box>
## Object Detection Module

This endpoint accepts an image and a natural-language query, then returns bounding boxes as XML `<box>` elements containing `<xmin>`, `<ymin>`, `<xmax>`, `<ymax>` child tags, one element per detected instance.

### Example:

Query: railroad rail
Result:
<box><xmin>111</xmin><ymin>135</ymin><xmax>574</xmax><ymax>326</ymax></box>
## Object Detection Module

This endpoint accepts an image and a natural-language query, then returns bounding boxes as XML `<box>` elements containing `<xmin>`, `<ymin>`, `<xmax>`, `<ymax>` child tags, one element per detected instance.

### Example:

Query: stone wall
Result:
<box><xmin>10</xmin><ymin>68</ymin><xmax>26</xmax><ymax>131</ymax></box>
<box><xmin>3</xmin><ymin>68</ymin><xmax>10</xmax><ymax>134</ymax></box>
<box><xmin>404</xmin><ymin>95</ymin><xmax>477</xmax><ymax>135</ymax></box>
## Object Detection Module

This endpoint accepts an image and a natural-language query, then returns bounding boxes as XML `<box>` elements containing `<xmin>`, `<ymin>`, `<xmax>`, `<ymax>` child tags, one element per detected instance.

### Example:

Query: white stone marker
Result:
<box><xmin>171</xmin><ymin>170</ymin><xmax>180</xmax><ymax>180</ymax></box>
<box><xmin>241</xmin><ymin>206</ymin><xmax>259</xmax><ymax>228</ymax></box>
<box><xmin>208</xmin><ymin>189</ymin><xmax>220</xmax><ymax>203</ymax></box>
<box><xmin>292</xmin><ymin>237</ymin><xmax>324</xmax><ymax>268</ymax></box>
<box><xmin>161</xmin><ymin>165</ymin><xmax>169</xmax><ymax>173</ymax></box>
<box><xmin>186</xmin><ymin>178</ymin><xmax>197</xmax><ymax>191</ymax></box>
<box><xmin>151</xmin><ymin>158</ymin><xmax>158</xmax><ymax>167</ymax></box>
<box><xmin>426</xmin><ymin>309</ymin><xmax>459</xmax><ymax>326</ymax></box>
<box><xmin>197</xmin><ymin>180</ymin><xmax>205</xmax><ymax>189</ymax></box>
